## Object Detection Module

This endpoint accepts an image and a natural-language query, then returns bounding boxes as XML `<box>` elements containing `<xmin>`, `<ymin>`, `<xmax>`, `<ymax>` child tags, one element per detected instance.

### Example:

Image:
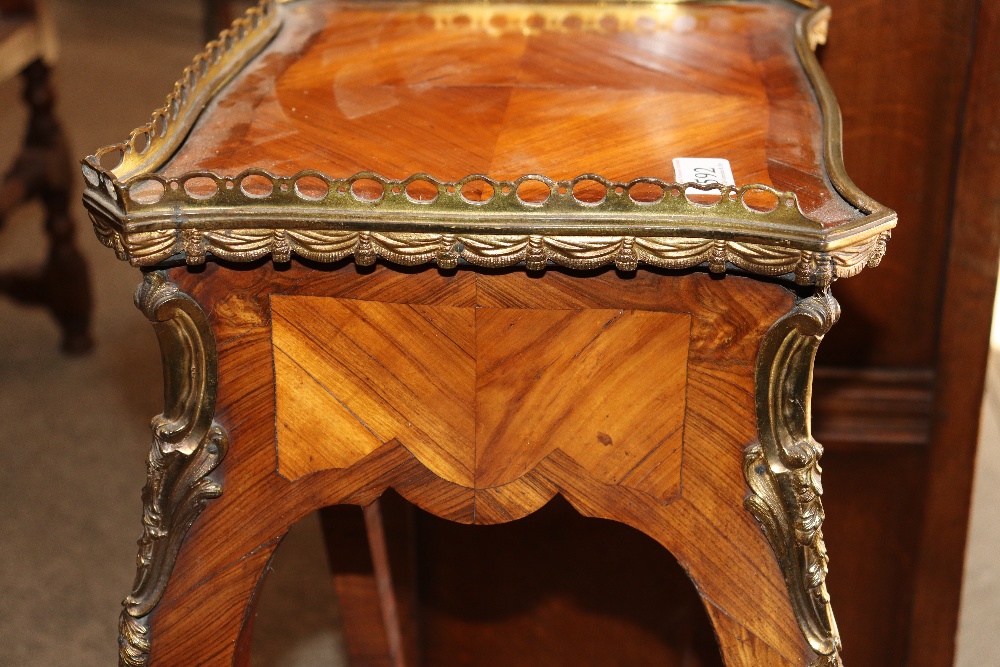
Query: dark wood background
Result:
<box><xmin>814</xmin><ymin>0</ymin><xmax>1000</xmax><ymax>664</ymax></box>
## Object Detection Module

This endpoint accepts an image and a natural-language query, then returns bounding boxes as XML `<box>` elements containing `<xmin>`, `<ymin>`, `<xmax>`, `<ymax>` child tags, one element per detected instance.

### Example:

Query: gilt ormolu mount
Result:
<box><xmin>746</xmin><ymin>291</ymin><xmax>843</xmax><ymax>664</ymax></box>
<box><xmin>119</xmin><ymin>272</ymin><xmax>228</xmax><ymax>666</ymax></box>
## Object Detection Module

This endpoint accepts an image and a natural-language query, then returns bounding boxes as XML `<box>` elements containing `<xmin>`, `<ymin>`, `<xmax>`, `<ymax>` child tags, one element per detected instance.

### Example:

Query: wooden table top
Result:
<box><xmin>82</xmin><ymin>0</ymin><xmax>896</xmax><ymax>284</ymax></box>
<box><xmin>166</xmin><ymin>1</ymin><xmax>843</xmax><ymax>222</ymax></box>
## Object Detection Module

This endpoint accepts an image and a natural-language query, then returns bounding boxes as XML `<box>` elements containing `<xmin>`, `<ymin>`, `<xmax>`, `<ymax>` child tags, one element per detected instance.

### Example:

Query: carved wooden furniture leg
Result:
<box><xmin>84</xmin><ymin>2</ymin><xmax>894</xmax><ymax>665</ymax></box>
<box><xmin>0</xmin><ymin>59</ymin><xmax>93</xmax><ymax>353</ymax></box>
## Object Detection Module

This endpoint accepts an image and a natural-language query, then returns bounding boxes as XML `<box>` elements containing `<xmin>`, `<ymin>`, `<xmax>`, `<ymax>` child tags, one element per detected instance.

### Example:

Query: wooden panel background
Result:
<box><xmin>810</xmin><ymin>1</ymin><xmax>1000</xmax><ymax>665</ymax></box>
<box><xmin>818</xmin><ymin>0</ymin><xmax>977</xmax><ymax>367</ymax></box>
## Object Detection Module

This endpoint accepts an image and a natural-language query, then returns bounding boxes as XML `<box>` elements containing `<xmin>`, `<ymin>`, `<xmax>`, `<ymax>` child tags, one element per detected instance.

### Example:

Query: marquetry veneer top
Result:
<box><xmin>82</xmin><ymin>0</ymin><xmax>895</xmax><ymax>283</ymax></box>
<box><xmin>169</xmin><ymin>1</ymin><xmax>839</xmax><ymax>216</ymax></box>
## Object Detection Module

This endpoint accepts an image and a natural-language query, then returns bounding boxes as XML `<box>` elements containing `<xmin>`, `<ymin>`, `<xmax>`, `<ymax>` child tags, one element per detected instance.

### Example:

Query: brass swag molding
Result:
<box><xmin>744</xmin><ymin>290</ymin><xmax>843</xmax><ymax>667</ymax></box>
<box><xmin>80</xmin><ymin>0</ymin><xmax>895</xmax><ymax>287</ymax></box>
<box><xmin>119</xmin><ymin>272</ymin><xmax>229</xmax><ymax>667</ymax></box>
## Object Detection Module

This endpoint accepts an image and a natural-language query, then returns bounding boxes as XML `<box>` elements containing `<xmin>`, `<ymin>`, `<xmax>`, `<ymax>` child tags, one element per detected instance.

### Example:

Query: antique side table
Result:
<box><xmin>82</xmin><ymin>1</ymin><xmax>895</xmax><ymax>665</ymax></box>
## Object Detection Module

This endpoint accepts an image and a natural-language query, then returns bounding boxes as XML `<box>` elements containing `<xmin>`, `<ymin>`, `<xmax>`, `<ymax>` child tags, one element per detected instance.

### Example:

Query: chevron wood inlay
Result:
<box><xmin>273</xmin><ymin>296</ymin><xmax>688</xmax><ymax>500</ymax></box>
<box><xmin>475</xmin><ymin>307</ymin><xmax>688</xmax><ymax>497</ymax></box>
<box><xmin>272</xmin><ymin>295</ymin><xmax>477</xmax><ymax>484</ymax></box>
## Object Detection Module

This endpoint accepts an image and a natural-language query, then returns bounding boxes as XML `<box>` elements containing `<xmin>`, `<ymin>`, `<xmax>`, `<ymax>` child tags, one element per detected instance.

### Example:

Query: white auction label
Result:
<box><xmin>672</xmin><ymin>157</ymin><xmax>736</xmax><ymax>194</ymax></box>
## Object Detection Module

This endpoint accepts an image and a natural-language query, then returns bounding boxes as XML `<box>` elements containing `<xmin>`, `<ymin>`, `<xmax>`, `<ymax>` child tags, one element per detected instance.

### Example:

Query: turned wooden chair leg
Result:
<box><xmin>0</xmin><ymin>59</ymin><xmax>93</xmax><ymax>353</ymax></box>
<box><xmin>39</xmin><ymin>180</ymin><xmax>94</xmax><ymax>353</ymax></box>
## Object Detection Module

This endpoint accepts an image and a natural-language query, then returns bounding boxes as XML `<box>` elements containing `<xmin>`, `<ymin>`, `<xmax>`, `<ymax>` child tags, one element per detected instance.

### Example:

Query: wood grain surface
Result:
<box><xmin>475</xmin><ymin>306</ymin><xmax>688</xmax><ymax>495</ymax></box>
<box><xmin>115</xmin><ymin>5</ymin><xmax>872</xmax><ymax>663</ymax></box>
<box><xmin>818</xmin><ymin>0</ymin><xmax>978</xmax><ymax>367</ymax></box>
<box><xmin>274</xmin><ymin>294</ymin><xmax>689</xmax><ymax>502</ymax></box>
<box><xmin>137</xmin><ymin>261</ymin><xmax>820</xmax><ymax>666</ymax></box>
<box><xmin>273</xmin><ymin>296</ymin><xmax>477</xmax><ymax>484</ymax></box>
<box><xmin>96</xmin><ymin>0</ymin><xmax>1000</xmax><ymax>663</ymax></box>
<box><xmin>162</xmin><ymin>0</ymin><xmax>857</xmax><ymax>224</ymax></box>
<box><xmin>906</xmin><ymin>1</ymin><xmax>1000</xmax><ymax>663</ymax></box>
